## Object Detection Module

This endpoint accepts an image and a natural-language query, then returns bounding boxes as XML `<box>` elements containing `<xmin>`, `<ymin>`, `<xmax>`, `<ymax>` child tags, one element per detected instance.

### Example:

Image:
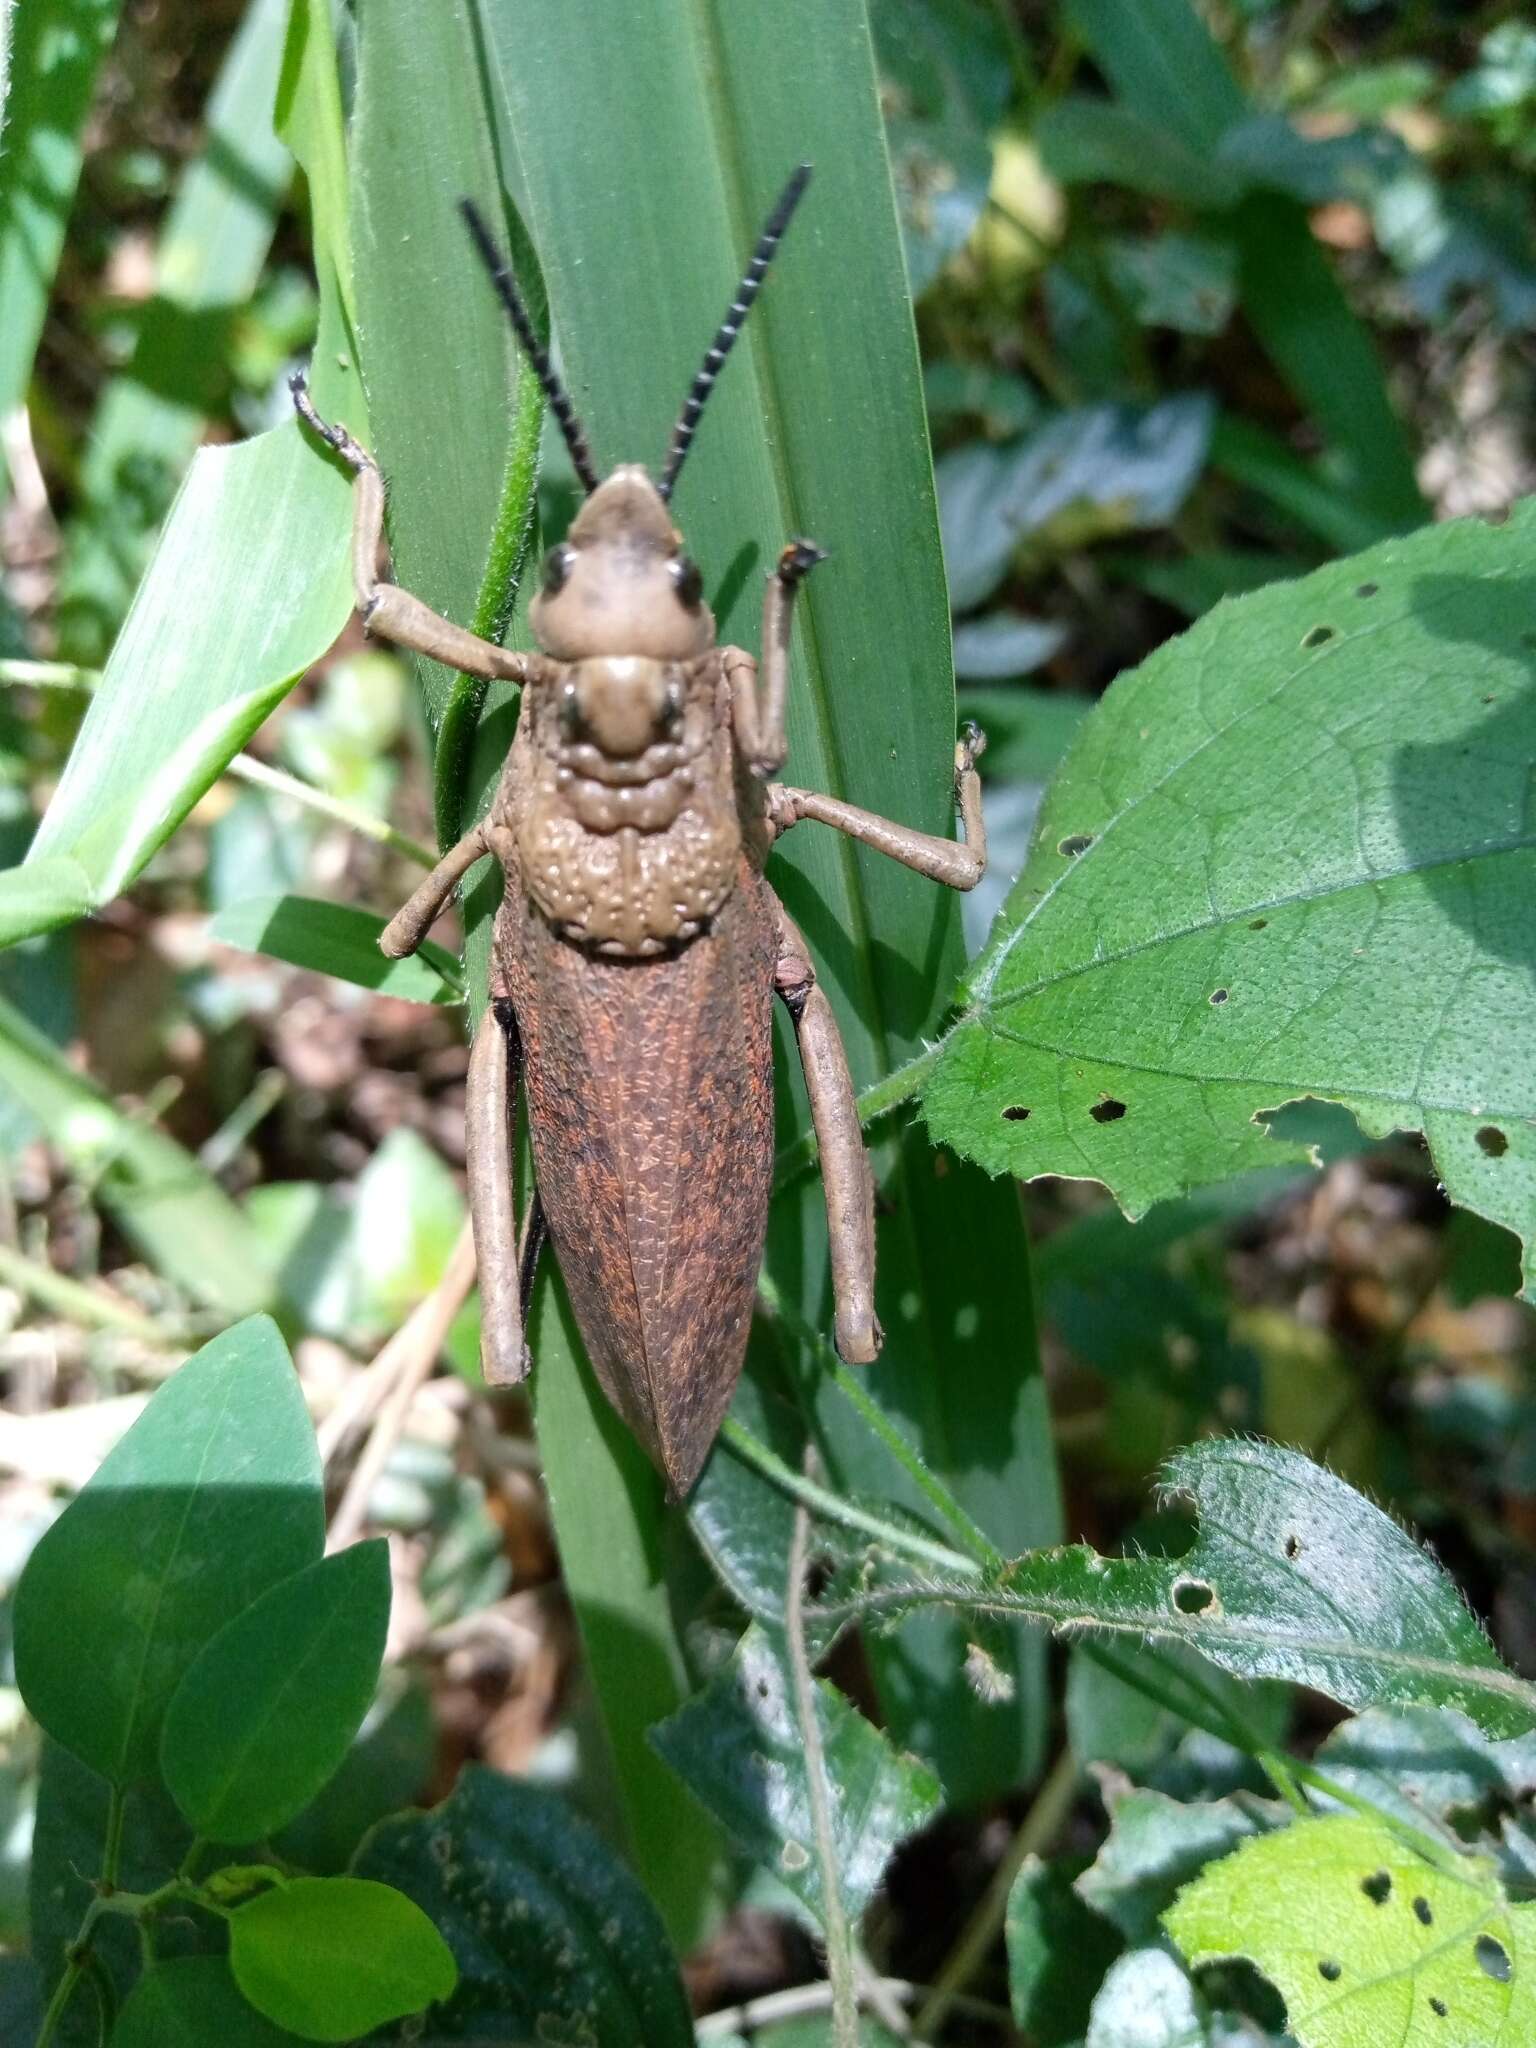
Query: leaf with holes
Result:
<box><xmin>841</xmin><ymin>1440</ymin><xmax>1536</xmax><ymax>1738</ymax></box>
<box><xmin>923</xmin><ymin>503</ymin><xmax>1536</xmax><ymax>1296</ymax></box>
<box><xmin>1166</xmin><ymin>1813</ymin><xmax>1536</xmax><ymax>2045</ymax></box>
<box><xmin>649</xmin><ymin>1624</ymin><xmax>942</xmax><ymax>1926</ymax></box>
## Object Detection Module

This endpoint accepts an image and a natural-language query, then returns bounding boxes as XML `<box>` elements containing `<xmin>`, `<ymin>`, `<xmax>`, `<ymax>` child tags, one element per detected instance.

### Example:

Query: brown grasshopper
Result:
<box><xmin>292</xmin><ymin>166</ymin><xmax>987</xmax><ymax>1497</ymax></box>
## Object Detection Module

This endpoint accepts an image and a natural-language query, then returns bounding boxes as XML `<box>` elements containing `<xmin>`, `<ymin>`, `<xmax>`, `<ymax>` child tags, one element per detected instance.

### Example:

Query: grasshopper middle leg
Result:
<box><xmin>773</xmin><ymin>900</ymin><xmax>881</xmax><ymax>1366</ymax></box>
<box><xmin>769</xmin><ymin>722</ymin><xmax>988</xmax><ymax>889</ymax></box>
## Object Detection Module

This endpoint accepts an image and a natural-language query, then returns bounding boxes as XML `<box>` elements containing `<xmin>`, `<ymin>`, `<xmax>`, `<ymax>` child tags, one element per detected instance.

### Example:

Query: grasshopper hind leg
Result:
<box><xmin>467</xmin><ymin>1000</ymin><xmax>531</xmax><ymax>1385</ymax></box>
<box><xmin>771</xmin><ymin>898</ymin><xmax>881</xmax><ymax>1365</ymax></box>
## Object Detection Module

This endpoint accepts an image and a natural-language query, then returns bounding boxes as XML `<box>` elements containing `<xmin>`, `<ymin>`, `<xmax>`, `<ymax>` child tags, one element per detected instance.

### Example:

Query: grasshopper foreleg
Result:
<box><xmin>466</xmin><ymin>1000</ymin><xmax>530</xmax><ymax>1386</ymax></box>
<box><xmin>772</xmin><ymin>899</ymin><xmax>881</xmax><ymax>1365</ymax></box>
<box><xmin>290</xmin><ymin>374</ymin><xmax>545</xmax><ymax>686</ymax></box>
<box><xmin>380</xmin><ymin>822</ymin><xmax>511</xmax><ymax>957</ymax></box>
<box><xmin>768</xmin><ymin>722</ymin><xmax>988</xmax><ymax>888</ymax></box>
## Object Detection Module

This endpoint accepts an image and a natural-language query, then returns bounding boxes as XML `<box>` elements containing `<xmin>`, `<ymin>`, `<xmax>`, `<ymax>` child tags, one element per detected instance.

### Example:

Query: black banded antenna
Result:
<box><xmin>658</xmin><ymin>162</ymin><xmax>812</xmax><ymax>503</ymax></box>
<box><xmin>459</xmin><ymin>198</ymin><xmax>601</xmax><ymax>496</ymax></box>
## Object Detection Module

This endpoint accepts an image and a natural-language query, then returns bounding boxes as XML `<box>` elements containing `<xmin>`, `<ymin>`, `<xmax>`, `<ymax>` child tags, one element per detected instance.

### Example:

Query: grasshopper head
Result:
<box><xmin>530</xmin><ymin>467</ymin><xmax>714</xmax><ymax>662</ymax></box>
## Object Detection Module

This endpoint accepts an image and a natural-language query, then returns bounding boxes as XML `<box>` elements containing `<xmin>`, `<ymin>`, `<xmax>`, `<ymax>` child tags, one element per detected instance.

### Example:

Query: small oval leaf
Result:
<box><xmin>14</xmin><ymin>1316</ymin><xmax>323</xmax><ymax>1783</ymax></box>
<box><xmin>161</xmin><ymin>1540</ymin><xmax>391</xmax><ymax>1843</ymax></box>
<box><xmin>228</xmin><ymin>1877</ymin><xmax>455</xmax><ymax>2042</ymax></box>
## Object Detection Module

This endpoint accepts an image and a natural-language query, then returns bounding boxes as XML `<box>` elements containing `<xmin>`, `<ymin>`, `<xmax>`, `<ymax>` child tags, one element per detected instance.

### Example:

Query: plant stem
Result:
<box><xmin>912</xmin><ymin>1745</ymin><xmax>1080</xmax><ymax>2039</ymax></box>
<box><xmin>34</xmin><ymin>1788</ymin><xmax>127</xmax><ymax>2046</ymax></box>
<box><xmin>718</xmin><ymin>1418</ymin><xmax>983</xmax><ymax>1580</ymax></box>
<box><xmin>786</xmin><ymin>1474</ymin><xmax>859</xmax><ymax>2048</ymax></box>
<box><xmin>433</xmin><ymin>351</ymin><xmax>544</xmax><ymax>845</ymax></box>
<box><xmin>225</xmin><ymin>754</ymin><xmax>435</xmax><ymax>868</ymax></box>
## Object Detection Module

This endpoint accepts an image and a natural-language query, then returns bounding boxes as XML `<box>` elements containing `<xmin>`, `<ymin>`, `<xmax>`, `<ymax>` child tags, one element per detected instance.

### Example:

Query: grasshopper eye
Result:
<box><xmin>670</xmin><ymin>555</ymin><xmax>704</xmax><ymax>609</ymax></box>
<box><xmin>543</xmin><ymin>544</ymin><xmax>577</xmax><ymax>596</ymax></box>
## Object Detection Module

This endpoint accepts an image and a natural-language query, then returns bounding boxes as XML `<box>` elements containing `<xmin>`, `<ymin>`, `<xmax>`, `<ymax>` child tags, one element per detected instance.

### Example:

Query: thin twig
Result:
<box><xmin>0</xmin><ymin>1239</ymin><xmax>173</xmax><ymax>1343</ymax></box>
<box><xmin>226</xmin><ymin>754</ymin><xmax>436</xmax><ymax>868</ymax></box>
<box><xmin>0</xmin><ymin>661</ymin><xmax>437</xmax><ymax>869</ymax></box>
<box><xmin>694</xmin><ymin>1975</ymin><xmax>1011</xmax><ymax>2039</ymax></box>
<box><xmin>786</xmin><ymin>1460</ymin><xmax>860</xmax><ymax>2048</ymax></box>
<box><xmin>326</xmin><ymin>1221</ymin><xmax>477</xmax><ymax>1550</ymax></box>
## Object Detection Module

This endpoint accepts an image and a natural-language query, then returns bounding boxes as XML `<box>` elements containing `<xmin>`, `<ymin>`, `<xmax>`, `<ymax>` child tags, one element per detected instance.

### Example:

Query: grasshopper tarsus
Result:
<box><xmin>776</xmin><ymin>539</ymin><xmax>827</xmax><ymax>587</ymax></box>
<box><xmin>288</xmin><ymin>373</ymin><xmax>372</xmax><ymax>475</ymax></box>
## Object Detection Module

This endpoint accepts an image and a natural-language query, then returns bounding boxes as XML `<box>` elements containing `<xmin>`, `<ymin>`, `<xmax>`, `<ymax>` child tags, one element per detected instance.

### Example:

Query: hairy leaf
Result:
<box><xmin>925</xmin><ymin>506</ymin><xmax>1536</xmax><ymax>1293</ymax></box>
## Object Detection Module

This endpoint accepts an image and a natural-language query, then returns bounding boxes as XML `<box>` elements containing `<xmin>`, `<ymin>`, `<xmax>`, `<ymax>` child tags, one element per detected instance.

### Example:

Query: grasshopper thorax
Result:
<box><xmin>530</xmin><ymin>467</ymin><xmax>715</xmax><ymax>664</ymax></box>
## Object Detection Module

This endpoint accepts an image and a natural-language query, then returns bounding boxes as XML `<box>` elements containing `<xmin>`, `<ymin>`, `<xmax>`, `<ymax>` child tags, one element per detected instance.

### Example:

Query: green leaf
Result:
<box><xmin>0</xmin><ymin>992</ymin><xmax>273</xmax><ymax>1312</ymax></box>
<box><xmin>229</xmin><ymin>1876</ymin><xmax>456</xmax><ymax>2042</ymax></box>
<box><xmin>14</xmin><ymin>1317</ymin><xmax>323</xmax><ymax>1783</ymax></box>
<box><xmin>853</xmin><ymin>1439</ymin><xmax>1536</xmax><ymax>1737</ymax></box>
<box><xmin>924</xmin><ymin>504</ymin><xmax>1536</xmax><ymax>1293</ymax></box>
<box><xmin>112</xmin><ymin>1957</ymin><xmax>301</xmax><ymax>2047</ymax></box>
<box><xmin>352</xmin><ymin>1764</ymin><xmax>694</xmax><ymax>2046</ymax></box>
<box><xmin>1007</xmin><ymin>1857</ymin><xmax>1123</xmax><ymax>2043</ymax></box>
<box><xmin>160</xmin><ymin>1540</ymin><xmax>391</xmax><ymax>1844</ymax></box>
<box><xmin>0</xmin><ymin>0</ymin><xmax>123</xmax><ymax>471</ymax></box>
<box><xmin>1167</xmin><ymin>1812</ymin><xmax>1536</xmax><ymax>2046</ymax></box>
<box><xmin>210</xmin><ymin>894</ymin><xmax>464</xmax><ymax>1004</ymax></box>
<box><xmin>56</xmin><ymin>0</ymin><xmax>293</xmax><ymax>658</ymax></box>
<box><xmin>650</xmin><ymin>1623</ymin><xmax>942</xmax><ymax>1925</ymax></box>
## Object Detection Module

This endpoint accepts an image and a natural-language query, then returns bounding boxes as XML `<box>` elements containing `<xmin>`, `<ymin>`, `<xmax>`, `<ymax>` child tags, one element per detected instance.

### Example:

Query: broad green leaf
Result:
<box><xmin>1078</xmin><ymin>1783</ymin><xmax>1280</xmax><ymax>1945</ymax></box>
<box><xmin>210</xmin><ymin>894</ymin><xmax>464</xmax><ymax>1004</ymax></box>
<box><xmin>0</xmin><ymin>992</ymin><xmax>272</xmax><ymax>1311</ymax></box>
<box><xmin>14</xmin><ymin>1317</ymin><xmax>323</xmax><ymax>1783</ymax></box>
<box><xmin>925</xmin><ymin>505</ymin><xmax>1536</xmax><ymax>1293</ymax></box>
<box><xmin>846</xmin><ymin>1439</ymin><xmax>1536</xmax><ymax>1737</ymax></box>
<box><xmin>30</xmin><ymin>1740</ymin><xmax>194</xmax><ymax>2045</ymax></box>
<box><xmin>1007</xmin><ymin>1857</ymin><xmax>1123</xmax><ymax>2043</ymax></box>
<box><xmin>161</xmin><ymin>1540</ymin><xmax>390</xmax><ymax>1844</ymax></box>
<box><xmin>351</xmin><ymin>0</ymin><xmax>1061</xmax><ymax>1846</ymax></box>
<box><xmin>650</xmin><ymin>1624</ymin><xmax>942</xmax><ymax>1925</ymax></box>
<box><xmin>353</xmin><ymin>1764</ymin><xmax>693</xmax><ymax>2046</ymax></box>
<box><xmin>113</xmin><ymin>1957</ymin><xmax>300</xmax><ymax>2047</ymax></box>
<box><xmin>1167</xmin><ymin>1813</ymin><xmax>1536</xmax><ymax>2046</ymax></box>
<box><xmin>229</xmin><ymin>1877</ymin><xmax>456</xmax><ymax>2042</ymax></box>
<box><xmin>0</xmin><ymin>0</ymin><xmax>122</xmax><ymax>469</ymax></box>
<box><xmin>56</xmin><ymin>0</ymin><xmax>293</xmax><ymax>658</ymax></box>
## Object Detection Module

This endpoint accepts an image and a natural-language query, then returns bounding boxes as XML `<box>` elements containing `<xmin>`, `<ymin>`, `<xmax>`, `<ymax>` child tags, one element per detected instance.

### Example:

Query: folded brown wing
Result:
<box><xmin>494</xmin><ymin>860</ymin><xmax>778</xmax><ymax>1496</ymax></box>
